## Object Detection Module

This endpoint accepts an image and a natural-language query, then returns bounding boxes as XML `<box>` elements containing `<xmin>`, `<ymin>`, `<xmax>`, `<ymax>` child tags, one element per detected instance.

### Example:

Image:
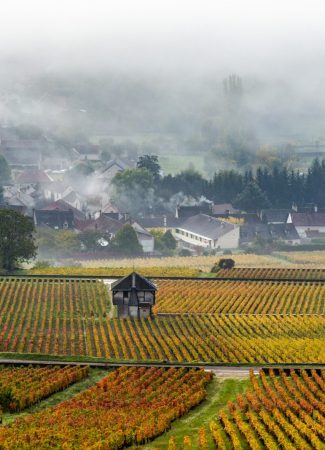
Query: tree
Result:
<box><xmin>0</xmin><ymin>210</ymin><xmax>37</xmax><ymax>271</ymax></box>
<box><xmin>151</xmin><ymin>229</ymin><xmax>176</xmax><ymax>255</ymax></box>
<box><xmin>233</xmin><ymin>182</ymin><xmax>271</xmax><ymax>212</ymax></box>
<box><xmin>111</xmin><ymin>168</ymin><xmax>155</xmax><ymax>216</ymax></box>
<box><xmin>218</xmin><ymin>258</ymin><xmax>235</xmax><ymax>269</ymax></box>
<box><xmin>161</xmin><ymin>230</ymin><xmax>176</xmax><ymax>250</ymax></box>
<box><xmin>36</xmin><ymin>228</ymin><xmax>79</xmax><ymax>259</ymax></box>
<box><xmin>160</xmin><ymin>169</ymin><xmax>207</xmax><ymax>200</ymax></box>
<box><xmin>78</xmin><ymin>230</ymin><xmax>111</xmax><ymax>251</ymax></box>
<box><xmin>101</xmin><ymin>149</ymin><xmax>111</xmax><ymax>162</ymax></box>
<box><xmin>112</xmin><ymin>224</ymin><xmax>143</xmax><ymax>255</ymax></box>
<box><xmin>137</xmin><ymin>154</ymin><xmax>161</xmax><ymax>180</ymax></box>
<box><xmin>0</xmin><ymin>156</ymin><xmax>11</xmax><ymax>182</ymax></box>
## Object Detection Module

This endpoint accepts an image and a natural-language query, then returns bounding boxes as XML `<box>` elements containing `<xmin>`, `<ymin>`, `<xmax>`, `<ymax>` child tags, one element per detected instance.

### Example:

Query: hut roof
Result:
<box><xmin>111</xmin><ymin>272</ymin><xmax>156</xmax><ymax>292</ymax></box>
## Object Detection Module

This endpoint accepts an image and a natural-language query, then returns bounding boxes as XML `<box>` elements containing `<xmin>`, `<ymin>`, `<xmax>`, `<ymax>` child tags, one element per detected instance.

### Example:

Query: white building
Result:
<box><xmin>288</xmin><ymin>212</ymin><xmax>325</xmax><ymax>239</ymax></box>
<box><xmin>175</xmin><ymin>214</ymin><xmax>240</xmax><ymax>249</ymax></box>
<box><xmin>132</xmin><ymin>222</ymin><xmax>155</xmax><ymax>253</ymax></box>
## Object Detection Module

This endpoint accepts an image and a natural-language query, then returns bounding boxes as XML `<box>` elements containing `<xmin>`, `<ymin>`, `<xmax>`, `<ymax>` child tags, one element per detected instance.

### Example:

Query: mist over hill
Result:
<box><xmin>1</xmin><ymin>0</ymin><xmax>325</xmax><ymax>173</ymax></box>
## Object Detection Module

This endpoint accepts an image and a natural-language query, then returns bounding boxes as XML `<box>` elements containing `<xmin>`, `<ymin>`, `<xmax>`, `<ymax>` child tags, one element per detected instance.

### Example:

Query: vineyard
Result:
<box><xmin>0</xmin><ymin>312</ymin><xmax>323</xmax><ymax>363</ymax></box>
<box><xmin>200</xmin><ymin>368</ymin><xmax>325</xmax><ymax>450</ymax></box>
<box><xmin>0</xmin><ymin>278</ymin><xmax>324</xmax><ymax>363</ymax></box>
<box><xmin>0</xmin><ymin>269</ymin><xmax>324</xmax><ymax>449</ymax></box>
<box><xmin>29</xmin><ymin>253</ymin><xmax>283</xmax><ymax>272</ymax></box>
<box><xmin>29</xmin><ymin>266</ymin><xmax>201</xmax><ymax>277</ymax></box>
<box><xmin>0</xmin><ymin>367</ymin><xmax>212</xmax><ymax>449</ymax></box>
<box><xmin>0</xmin><ymin>365</ymin><xmax>88</xmax><ymax>412</ymax></box>
<box><xmin>214</xmin><ymin>266</ymin><xmax>325</xmax><ymax>280</ymax></box>
<box><xmin>277</xmin><ymin>250</ymin><xmax>325</xmax><ymax>266</ymax></box>
<box><xmin>155</xmin><ymin>279</ymin><xmax>325</xmax><ymax>314</ymax></box>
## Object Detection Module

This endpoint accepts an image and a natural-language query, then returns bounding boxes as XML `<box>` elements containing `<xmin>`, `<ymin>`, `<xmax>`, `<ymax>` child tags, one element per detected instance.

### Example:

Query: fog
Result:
<box><xmin>1</xmin><ymin>0</ymin><xmax>325</xmax><ymax>164</ymax></box>
<box><xmin>1</xmin><ymin>0</ymin><xmax>324</xmax><ymax>76</ymax></box>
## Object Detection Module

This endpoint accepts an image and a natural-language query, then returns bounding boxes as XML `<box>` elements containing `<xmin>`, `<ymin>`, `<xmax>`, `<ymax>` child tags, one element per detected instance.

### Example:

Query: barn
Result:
<box><xmin>111</xmin><ymin>272</ymin><xmax>157</xmax><ymax>318</ymax></box>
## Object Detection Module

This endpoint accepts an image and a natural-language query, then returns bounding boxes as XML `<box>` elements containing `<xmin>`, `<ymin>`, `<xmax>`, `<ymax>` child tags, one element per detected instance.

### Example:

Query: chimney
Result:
<box><xmin>163</xmin><ymin>215</ymin><xmax>167</xmax><ymax>227</ymax></box>
<box><xmin>314</xmin><ymin>204</ymin><xmax>318</xmax><ymax>213</ymax></box>
<box><xmin>292</xmin><ymin>202</ymin><xmax>298</xmax><ymax>212</ymax></box>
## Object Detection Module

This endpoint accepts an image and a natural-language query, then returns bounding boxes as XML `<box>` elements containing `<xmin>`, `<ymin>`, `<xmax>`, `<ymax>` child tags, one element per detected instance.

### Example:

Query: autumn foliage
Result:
<box><xmin>155</xmin><ymin>278</ymin><xmax>325</xmax><ymax>314</ymax></box>
<box><xmin>0</xmin><ymin>367</ymin><xmax>212</xmax><ymax>449</ymax></box>
<box><xmin>0</xmin><ymin>365</ymin><xmax>88</xmax><ymax>412</ymax></box>
<box><xmin>208</xmin><ymin>369</ymin><xmax>325</xmax><ymax>449</ymax></box>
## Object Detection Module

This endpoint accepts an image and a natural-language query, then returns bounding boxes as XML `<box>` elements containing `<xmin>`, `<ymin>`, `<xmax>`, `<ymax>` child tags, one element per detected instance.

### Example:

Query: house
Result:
<box><xmin>72</xmin><ymin>144</ymin><xmax>101</xmax><ymax>162</ymax></box>
<box><xmin>0</xmin><ymin>201</ymin><xmax>26</xmax><ymax>215</ymax></box>
<box><xmin>34</xmin><ymin>209</ymin><xmax>74</xmax><ymax>230</ymax></box>
<box><xmin>240</xmin><ymin>222</ymin><xmax>300</xmax><ymax>245</ymax></box>
<box><xmin>260</xmin><ymin>209</ymin><xmax>290</xmax><ymax>224</ymax></box>
<box><xmin>136</xmin><ymin>215</ymin><xmax>182</xmax><ymax>231</ymax></box>
<box><xmin>7</xmin><ymin>193</ymin><xmax>35</xmax><ymax>214</ymax></box>
<box><xmin>212</xmin><ymin>203</ymin><xmax>239</xmax><ymax>215</ymax></box>
<box><xmin>131</xmin><ymin>222</ymin><xmax>155</xmax><ymax>253</ymax></box>
<box><xmin>74</xmin><ymin>215</ymin><xmax>124</xmax><ymax>238</ymax></box>
<box><xmin>62</xmin><ymin>190</ymin><xmax>87</xmax><ymax>212</ymax></box>
<box><xmin>0</xmin><ymin>128</ymin><xmax>48</xmax><ymax>170</ymax></box>
<box><xmin>240</xmin><ymin>223</ymin><xmax>270</xmax><ymax>245</ymax></box>
<box><xmin>43</xmin><ymin>182</ymin><xmax>73</xmax><ymax>202</ymax></box>
<box><xmin>268</xmin><ymin>223</ymin><xmax>300</xmax><ymax>244</ymax></box>
<box><xmin>15</xmin><ymin>169</ymin><xmax>53</xmax><ymax>192</ymax></box>
<box><xmin>96</xmin><ymin>158</ymin><xmax>134</xmax><ymax>184</ymax></box>
<box><xmin>288</xmin><ymin>212</ymin><xmax>325</xmax><ymax>238</ymax></box>
<box><xmin>99</xmin><ymin>202</ymin><xmax>129</xmax><ymax>222</ymax></box>
<box><xmin>176</xmin><ymin>203</ymin><xmax>212</xmax><ymax>220</ymax></box>
<box><xmin>75</xmin><ymin>215</ymin><xmax>154</xmax><ymax>253</ymax></box>
<box><xmin>175</xmin><ymin>214</ymin><xmax>240</xmax><ymax>249</ymax></box>
<box><xmin>40</xmin><ymin>200</ymin><xmax>86</xmax><ymax>221</ymax></box>
<box><xmin>112</xmin><ymin>272</ymin><xmax>157</xmax><ymax>318</ymax></box>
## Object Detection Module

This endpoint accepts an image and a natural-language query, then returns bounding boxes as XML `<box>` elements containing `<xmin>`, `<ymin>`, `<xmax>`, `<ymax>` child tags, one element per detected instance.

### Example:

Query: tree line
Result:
<box><xmin>112</xmin><ymin>155</ymin><xmax>325</xmax><ymax>215</ymax></box>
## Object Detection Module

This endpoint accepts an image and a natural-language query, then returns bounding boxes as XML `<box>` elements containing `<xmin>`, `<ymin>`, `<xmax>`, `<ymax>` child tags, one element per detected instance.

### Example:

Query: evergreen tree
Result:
<box><xmin>233</xmin><ymin>182</ymin><xmax>271</xmax><ymax>212</ymax></box>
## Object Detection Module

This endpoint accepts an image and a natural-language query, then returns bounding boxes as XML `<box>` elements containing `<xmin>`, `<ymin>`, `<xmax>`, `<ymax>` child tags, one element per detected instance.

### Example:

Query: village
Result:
<box><xmin>0</xmin><ymin>1</ymin><xmax>324</xmax><ymax>448</ymax></box>
<box><xmin>1</xmin><ymin>125</ymin><xmax>325</xmax><ymax>261</ymax></box>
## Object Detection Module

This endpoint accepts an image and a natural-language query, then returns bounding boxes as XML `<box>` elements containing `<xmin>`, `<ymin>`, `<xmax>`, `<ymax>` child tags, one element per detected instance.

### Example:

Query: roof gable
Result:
<box><xmin>111</xmin><ymin>272</ymin><xmax>157</xmax><ymax>291</ymax></box>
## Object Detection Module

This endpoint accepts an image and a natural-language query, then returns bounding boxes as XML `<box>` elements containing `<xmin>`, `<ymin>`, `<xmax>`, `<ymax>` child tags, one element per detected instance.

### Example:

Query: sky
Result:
<box><xmin>1</xmin><ymin>0</ymin><xmax>325</xmax><ymax>78</ymax></box>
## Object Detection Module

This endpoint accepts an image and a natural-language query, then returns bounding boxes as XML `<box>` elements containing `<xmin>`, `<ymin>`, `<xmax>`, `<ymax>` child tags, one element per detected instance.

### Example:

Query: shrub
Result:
<box><xmin>218</xmin><ymin>258</ymin><xmax>235</xmax><ymax>270</ymax></box>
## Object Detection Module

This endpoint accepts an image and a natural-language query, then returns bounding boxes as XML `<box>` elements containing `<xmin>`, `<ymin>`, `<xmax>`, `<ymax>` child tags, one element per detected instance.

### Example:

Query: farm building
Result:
<box><xmin>175</xmin><ymin>213</ymin><xmax>240</xmax><ymax>249</ymax></box>
<box><xmin>111</xmin><ymin>272</ymin><xmax>157</xmax><ymax>318</ymax></box>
